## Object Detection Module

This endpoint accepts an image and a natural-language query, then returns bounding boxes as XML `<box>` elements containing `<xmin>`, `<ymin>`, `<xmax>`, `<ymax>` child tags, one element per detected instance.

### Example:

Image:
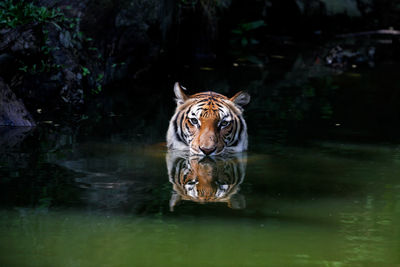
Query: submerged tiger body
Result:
<box><xmin>166</xmin><ymin>151</ymin><xmax>247</xmax><ymax>210</ymax></box>
<box><xmin>167</xmin><ymin>83</ymin><xmax>250</xmax><ymax>155</ymax></box>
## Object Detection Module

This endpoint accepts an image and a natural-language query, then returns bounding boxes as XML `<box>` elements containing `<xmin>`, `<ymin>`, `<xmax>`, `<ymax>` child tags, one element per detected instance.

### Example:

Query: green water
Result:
<box><xmin>1</xmin><ymin>131</ymin><xmax>399</xmax><ymax>267</ymax></box>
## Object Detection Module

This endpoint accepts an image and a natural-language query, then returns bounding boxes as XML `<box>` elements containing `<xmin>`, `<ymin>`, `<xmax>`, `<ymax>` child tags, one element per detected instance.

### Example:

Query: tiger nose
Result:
<box><xmin>199</xmin><ymin>146</ymin><xmax>216</xmax><ymax>155</ymax></box>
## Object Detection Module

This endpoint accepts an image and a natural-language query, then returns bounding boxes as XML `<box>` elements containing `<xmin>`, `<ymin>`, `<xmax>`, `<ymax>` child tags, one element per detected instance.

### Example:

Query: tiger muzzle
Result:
<box><xmin>199</xmin><ymin>146</ymin><xmax>217</xmax><ymax>155</ymax></box>
<box><xmin>198</xmin><ymin>129</ymin><xmax>219</xmax><ymax>155</ymax></box>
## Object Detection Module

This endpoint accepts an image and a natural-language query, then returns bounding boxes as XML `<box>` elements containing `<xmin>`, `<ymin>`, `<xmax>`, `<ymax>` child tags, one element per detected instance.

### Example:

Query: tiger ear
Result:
<box><xmin>174</xmin><ymin>82</ymin><xmax>188</xmax><ymax>105</ymax></box>
<box><xmin>228</xmin><ymin>193</ymin><xmax>246</xmax><ymax>209</ymax></box>
<box><xmin>230</xmin><ymin>91</ymin><xmax>250</xmax><ymax>107</ymax></box>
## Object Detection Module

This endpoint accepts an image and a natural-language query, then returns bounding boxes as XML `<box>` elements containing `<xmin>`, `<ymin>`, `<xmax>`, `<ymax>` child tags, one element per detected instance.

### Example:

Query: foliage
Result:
<box><xmin>0</xmin><ymin>0</ymin><xmax>68</xmax><ymax>28</ymax></box>
<box><xmin>178</xmin><ymin>0</ymin><xmax>230</xmax><ymax>8</ymax></box>
<box><xmin>0</xmin><ymin>0</ymin><xmax>105</xmax><ymax>98</ymax></box>
<box><xmin>231</xmin><ymin>20</ymin><xmax>266</xmax><ymax>48</ymax></box>
<box><xmin>81</xmin><ymin>66</ymin><xmax>91</xmax><ymax>77</ymax></box>
<box><xmin>0</xmin><ymin>0</ymin><xmax>79</xmax><ymax>75</ymax></box>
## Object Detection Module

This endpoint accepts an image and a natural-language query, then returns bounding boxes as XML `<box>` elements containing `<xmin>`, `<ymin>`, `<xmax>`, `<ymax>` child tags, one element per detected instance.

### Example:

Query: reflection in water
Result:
<box><xmin>166</xmin><ymin>152</ymin><xmax>247</xmax><ymax>211</ymax></box>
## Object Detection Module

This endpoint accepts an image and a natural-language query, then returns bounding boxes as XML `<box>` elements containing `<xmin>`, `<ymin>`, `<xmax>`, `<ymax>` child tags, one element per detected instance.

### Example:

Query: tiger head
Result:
<box><xmin>166</xmin><ymin>151</ymin><xmax>247</xmax><ymax>211</ymax></box>
<box><xmin>167</xmin><ymin>83</ymin><xmax>250</xmax><ymax>156</ymax></box>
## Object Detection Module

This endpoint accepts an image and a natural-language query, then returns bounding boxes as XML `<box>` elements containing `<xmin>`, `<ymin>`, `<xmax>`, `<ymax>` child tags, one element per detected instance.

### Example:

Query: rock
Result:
<box><xmin>0</xmin><ymin>78</ymin><xmax>36</xmax><ymax>126</ymax></box>
<box><xmin>0</xmin><ymin>126</ymin><xmax>34</xmax><ymax>152</ymax></box>
<box><xmin>0</xmin><ymin>25</ymin><xmax>39</xmax><ymax>55</ymax></box>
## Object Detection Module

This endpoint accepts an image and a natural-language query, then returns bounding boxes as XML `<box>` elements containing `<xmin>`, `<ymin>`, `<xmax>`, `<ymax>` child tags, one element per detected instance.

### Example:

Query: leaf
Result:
<box><xmin>51</xmin><ymin>21</ymin><xmax>62</xmax><ymax>30</ymax></box>
<box><xmin>96</xmin><ymin>73</ymin><xmax>104</xmax><ymax>81</ymax></box>
<box><xmin>19</xmin><ymin>66</ymin><xmax>28</xmax><ymax>72</ymax></box>
<box><xmin>231</xmin><ymin>29</ymin><xmax>242</xmax><ymax>35</ymax></box>
<box><xmin>81</xmin><ymin>66</ymin><xmax>90</xmax><ymax>76</ymax></box>
<box><xmin>242</xmin><ymin>20</ymin><xmax>265</xmax><ymax>31</ymax></box>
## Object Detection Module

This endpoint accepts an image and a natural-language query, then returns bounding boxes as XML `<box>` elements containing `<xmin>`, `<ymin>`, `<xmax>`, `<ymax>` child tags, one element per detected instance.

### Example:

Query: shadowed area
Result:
<box><xmin>1</xmin><ymin>1</ymin><xmax>400</xmax><ymax>266</ymax></box>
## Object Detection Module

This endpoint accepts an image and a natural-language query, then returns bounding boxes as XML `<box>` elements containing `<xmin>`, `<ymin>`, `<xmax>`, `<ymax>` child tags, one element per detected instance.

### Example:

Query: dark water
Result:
<box><xmin>1</xmin><ymin>125</ymin><xmax>399</xmax><ymax>267</ymax></box>
<box><xmin>2</xmin><ymin>45</ymin><xmax>400</xmax><ymax>266</ymax></box>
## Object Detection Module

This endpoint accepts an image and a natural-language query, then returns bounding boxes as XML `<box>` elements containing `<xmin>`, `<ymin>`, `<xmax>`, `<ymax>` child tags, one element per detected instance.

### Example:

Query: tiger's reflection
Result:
<box><xmin>166</xmin><ymin>152</ymin><xmax>247</xmax><ymax>211</ymax></box>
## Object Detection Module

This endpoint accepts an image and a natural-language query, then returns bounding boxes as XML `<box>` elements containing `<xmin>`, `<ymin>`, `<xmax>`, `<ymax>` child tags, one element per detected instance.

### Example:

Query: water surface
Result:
<box><xmin>1</xmin><ymin>127</ymin><xmax>399</xmax><ymax>267</ymax></box>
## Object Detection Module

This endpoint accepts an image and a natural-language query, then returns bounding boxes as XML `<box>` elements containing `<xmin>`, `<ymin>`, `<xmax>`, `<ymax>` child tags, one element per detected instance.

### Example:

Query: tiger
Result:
<box><xmin>167</xmin><ymin>82</ymin><xmax>250</xmax><ymax>155</ymax></box>
<box><xmin>166</xmin><ymin>151</ymin><xmax>247</xmax><ymax>211</ymax></box>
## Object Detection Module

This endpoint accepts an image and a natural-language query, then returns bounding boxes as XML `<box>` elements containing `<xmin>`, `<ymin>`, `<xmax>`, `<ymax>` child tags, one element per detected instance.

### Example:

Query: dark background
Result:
<box><xmin>1</xmin><ymin>0</ymin><xmax>400</xmax><ymax>222</ymax></box>
<box><xmin>1</xmin><ymin>0</ymin><xmax>400</xmax><ymax>142</ymax></box>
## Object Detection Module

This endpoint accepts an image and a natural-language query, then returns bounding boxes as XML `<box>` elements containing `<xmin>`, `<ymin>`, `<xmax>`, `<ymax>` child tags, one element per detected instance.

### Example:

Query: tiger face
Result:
<box><xmin>166</xmin><ymin>151</ymin><xmax>247</xmax><ymax>211</ymax></box>
<box><xmin>167</xmin><ymin>83</ymin><xmax>250</xmax><ymax>156</ymax></box>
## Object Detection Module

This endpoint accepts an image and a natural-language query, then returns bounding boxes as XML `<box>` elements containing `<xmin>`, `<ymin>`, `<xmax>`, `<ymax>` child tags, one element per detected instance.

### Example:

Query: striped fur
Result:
<box><xmin>166</xmin><ymin>152</ymin><xmax>247</xmax><ymax>210</ymax></box>
<box><xmin>167</xmin><ymin>83</ymin><xmax>250</xmax><ymax>155</ymax></box>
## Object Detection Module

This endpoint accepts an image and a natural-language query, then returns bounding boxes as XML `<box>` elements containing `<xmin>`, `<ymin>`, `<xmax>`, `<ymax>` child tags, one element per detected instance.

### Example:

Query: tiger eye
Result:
<box><xmin>187</xmin><ymin>180</ymin><xmax>197</xmax><ymax>185</ymax></box>
<box><xmin>220</xmin><ymin>120</ymin><xmax>230</xmax><ymax>127</ymax></box>
<box><xmin>190</xmin><ymin>118</ymin><xmax>199</xmax><ymax>125</ymax></box>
